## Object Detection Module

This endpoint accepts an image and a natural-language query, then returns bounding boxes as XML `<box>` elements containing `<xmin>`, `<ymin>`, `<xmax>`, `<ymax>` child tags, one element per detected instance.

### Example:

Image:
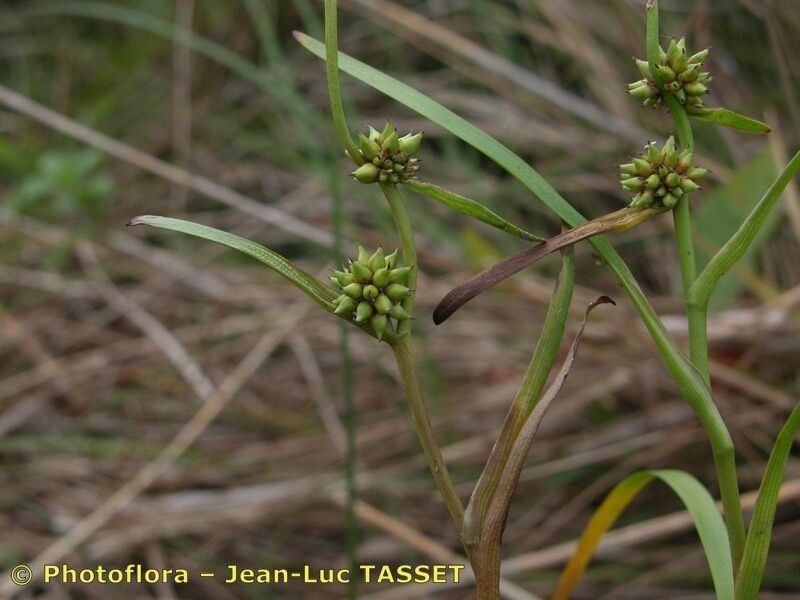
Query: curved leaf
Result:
<box><xmin>403</xmin><ymin>180</ymin><xmax>544</xmax><ymax>242</ymax></box>
<box><xmin>434</xmin><ymin>206</ymin><xmax>665</xmax><ymax>324</ymax></box>
<box><xmin>736</xmin><ymin>401</ymin><xmax>800</xmax><ymax>599</ymax></box>
<box><xmin>554</xmin><ymin>469</ymin><xmax>734</xmax><ymax>600</ymax></box>
<box><xmin>690</xmin><ymin>108</ymin><xmax>771</xmax><ymax>135</ymax></box>
<box><xmin>128</xmin><ymin>215</ymin><xmax>337</xmax><ymax>311</ymax></box>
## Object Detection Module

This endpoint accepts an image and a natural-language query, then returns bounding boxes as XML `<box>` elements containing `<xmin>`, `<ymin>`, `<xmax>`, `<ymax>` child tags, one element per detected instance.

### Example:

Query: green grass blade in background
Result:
<box><xmin>403</xmin><ymin>180</ymin><xmax>544</xmax><ymax>242</ymax></box>
<box><xmin>128</xmin><ymin>215</ymin><xmax>337</xmax><ymax>311</ymax></box>
<box><xmin>735</xmin><ymin>401</ymin><xmax>800</xmax><ymax>599</ymax></box>
<box><xmin>691</xmin><ymin>149</ymin><xmax>800</xmax><ymax>309</ymax></box>
<box><xmin>693</xmin><ymin>150</ymin><xmax>778</xmax><ymax>305</ymax></box>
<box><xmin>554</xmin><ymin>469</ymin><xmax>734</xmax><ymax>600</ymax></box>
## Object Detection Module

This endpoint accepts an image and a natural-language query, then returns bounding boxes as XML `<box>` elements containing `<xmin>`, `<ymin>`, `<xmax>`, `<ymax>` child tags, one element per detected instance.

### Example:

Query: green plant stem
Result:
<box><xmin>380</xmin><ymin>182</ymin><xmax>417</xmax><ymax>337</ymax></box>
<box><xmin>390</xmin><ymin>335</ymin><xmax>465</xmax><ymax>531</ymax></box>
<box><xmin>324</xmin><ymin>0</ymin><xmax>361</xmax><ymax>165</ymax></box>
<box><xmin>647</xmin><ymin>0</ymin><xmax>745</xmax><ymax>566</ymax></box>
<box><xmin>379</xmin><ymin>181</ymin><xmax>464</xmax><ymax>531</ymax></box>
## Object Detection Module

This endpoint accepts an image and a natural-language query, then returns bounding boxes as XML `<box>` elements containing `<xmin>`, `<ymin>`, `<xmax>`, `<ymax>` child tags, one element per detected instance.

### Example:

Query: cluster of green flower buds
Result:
<box><xmin>331</xmin><ymin>246</ymin><xmax>413</xmax><ymax>340</ymax></box>
<box><xmin>351</xmin><ymin>122</ymin><xmax>422</xmax><ymax>185</ymax></box>
<box><xmin>620</xmin><ymin>136</ymin><xmax>707</xmax><ymax>208</ymax></box>
<box><xmin>628</xmin><ymin>37</ymin><xmax>711</xmax><ymax>112</ymax></box>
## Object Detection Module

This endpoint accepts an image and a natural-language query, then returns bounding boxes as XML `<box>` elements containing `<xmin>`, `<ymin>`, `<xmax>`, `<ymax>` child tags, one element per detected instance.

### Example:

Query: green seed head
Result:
<box><xmin>331</xmin><ymin>245</ymin><xmax>414</xmax><ymax>338</ymax></box>
<box><xmin>350</xmin><ymin>123</ymin><xmax>423</xmax><ymax>184</ymax></box>
<box><xmin>621</xmin><ymin>137</ymin><xmax>706</xmax><ymax>209</ymax></box>
<box><xmin>629</xmin><ymin>39</ymin><xmax>711</xmax><ymax>110</ymax></box>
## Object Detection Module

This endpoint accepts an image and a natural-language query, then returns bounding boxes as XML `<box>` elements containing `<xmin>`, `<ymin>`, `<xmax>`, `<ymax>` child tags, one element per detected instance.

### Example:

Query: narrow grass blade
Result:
<box><xmin>434</xmin><ymin>206</ymin><xmax>665</xmax><ymax>324</ymax></box>
<box><xmin>735</xmin><ymin>401</ymin><xmax>800</xmax><ymax>599</ymax></box>
<box><xmin>690</xmin><ymin>108</ymin><xmax>771</xmax><ymax>135</ymax></box>
<box><xmin>128</xmin><ymin>215</ymin><xmax>337</xmax><ymax>311</ymax></box>
<box><xmin>554</xmin><ymin>469</ymin><xmax>734</xmax><ymax>600</ymax></box>
<box><xmin>403</xmin><ymin>180</ymin><xmax>544</xmax><ymax>242</ymax></box>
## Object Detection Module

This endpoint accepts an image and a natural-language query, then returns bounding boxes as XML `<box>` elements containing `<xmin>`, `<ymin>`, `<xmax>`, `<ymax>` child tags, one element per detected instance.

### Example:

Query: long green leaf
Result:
<box><xmin>403</xmin><ymin>180</ymin><xmax>544</xmax><ymax>242</ymax></box>
<box><xmin>736</xmin><ymin>401</ymin><xmax>800</xmax><ymax>599</ymax></box>
<box><xmin>128</xmin><ymin>215</ymin><xmax>337</xmax><ymax>311</ymax></box>
<box><xmin>690</xmin><ymin>108</ymin><xmax>771</xmax><ymax>135</ymax></box>
<box><xmin>554</xmin><ymin>469</ymin><xmax>734</xmax><ymax>600</ymax></box>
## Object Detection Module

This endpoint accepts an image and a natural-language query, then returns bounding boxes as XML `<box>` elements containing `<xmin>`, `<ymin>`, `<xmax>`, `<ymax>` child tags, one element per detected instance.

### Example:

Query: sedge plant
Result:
<box><xmin>128</xmin><ymin>1</ymin><xmax>800</xmax><ymax>598</ymax></box>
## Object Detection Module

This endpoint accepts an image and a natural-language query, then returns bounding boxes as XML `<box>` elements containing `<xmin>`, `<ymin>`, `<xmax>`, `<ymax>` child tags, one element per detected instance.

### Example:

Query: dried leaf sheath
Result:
<box><xmin>434</xmin><ymin>206</ymin><xmax>666</xmax><ymax>324</ymax></box>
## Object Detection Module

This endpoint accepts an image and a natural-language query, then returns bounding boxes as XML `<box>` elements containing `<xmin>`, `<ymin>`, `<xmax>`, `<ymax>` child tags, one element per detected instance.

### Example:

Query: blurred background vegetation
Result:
<box><xmin>1</xmin><ymin>0</ymin><xmax>799</xmax><ymax>598</ymax></box>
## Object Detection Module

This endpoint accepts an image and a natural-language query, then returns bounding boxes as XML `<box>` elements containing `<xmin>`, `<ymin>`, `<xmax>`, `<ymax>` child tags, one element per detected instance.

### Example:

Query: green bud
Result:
<box><xmin>687</xmin><ymin>167</ymin><xmax>708</xmax><ymax>180</ymax></box>
<box><xmin>372</xmin><ymin>267</ymin><xmax>390</xmax><ymax>288</ymax></box>
<box><xmin>355</xmin><ymin>301</ymin><xmax>374</xmax><ymax>323</ymax></box>
<box><xmin>332</xmin><ymin>270</ymin><xmax>354</xmax><ymax>286</ymax></box>
<box><xmin>680</xmin><ymin>178</ymin><xmax>701</xmax><ymax>192</ymax></box>
<box><xmin>634</xmin><ymin>58</ymin><xmax>651</xmax><ymax>79</ymax></box>
<box><xmin>661</xmin><ymin>136</ymin><xmax>676</xmax><ymax>159</ymax></box>
<box><xmin>368</xmin><ymin>126</ymin><xmax>381</xmax><ymax>142</ymax></box>
<box><xmin>621</xmin><ymin>177</ymin><xmax>645</xmax><ymax>192</ymax></box>
<box><xmin>677</xmin><ymin>150</ymin><xmax>694</xmax><ymax>171</ymax></box>
<box><xmin>385</xmin><ymin>250</ymin><xmax>398</xmax><ymax>269</ymax></box>
<box><xmin>385</xmin><ymin>283</ymin><xmax>411</xmax><ymax>302</ymax></box>
<box><xmin>698</xmin><ymin>72</ymin><xmax>712</xmax><ymax>84</ymax></box>
<box><xmin>629</xmin><ymin>83</ymin><xmax>657</xmax><ymax>99</ymax></box>
<box><xmin>389</xmin><ymin>266</ymin><xmax>412</xmax><ymax>283</ymax></box>
<box><xmin>374</xmin><ymin>294</ymin><xmax>392</xmax><ymax>314</ymax></box>
<box><xmin>674</xmin><ymin>88</ymin><xmax>687</xmax><ymax>103</ymax></box>
<box><xmin>368</xmin><ymin>247</ymin><xmax>386</xmax><ymax>272</ymax></box>
<box><xmin>664</xmin><ymin>149</ymin><xmax>679</xmax><ymax>168</ymax></box>
<box><xmin>380</xmin><ymin>121</ymin><xmax>394</xmax><ymax>139</ymax></box>
<box><xmin>370</xmin><ymin>313</ymin><xmax>388</xmax><ymax>340</ymax></box>
<box><xmin>665</xmin><ymin>172</ymin><xmax>681</xmax><ymax>187</ymax></box>
<box><xmin>672</xmin><ymin>186</ymin><xmax>684</xmax><ymax>197</ymax></box>
<box><xmin>352</xmin><ymin>163</ymin><xmax>379</xmax><ymax>184</ymax></box>
<box><xmin>687</xmin><ymin>48</ymin><xmax>709</xmax><ymax>64</ymax></box>
<box><xmin>351</xmin><ymin>262</ymin><xmax>372</xmax><ymax>283</ymax></box>
<box><xmin>342</xmin><ymin>283</ymin><xmax>363</xmax><ymax>299</ymax></box>
<box><xmin>358</xmin><ymin>132</ymin><xmax>379</xmax><ymax>160</ymax></box>
<box><xmin>657</xmin><ymin>65</ymin><xmax>677</xmax><ymax>82</ymax></box>
<box><xmin>389</xmin><ymin>173</ymin><xmax>400</xmax><ymax>183</ymax></box>
<box><xmin>632</xmin><ymin>190</ymin><xmax>654</xmax><ymax>207</ymax></box>
<box><xmin>362</xmin><ymin>284</ymin><xmax>379</xmax><ymax>300</ymax></box>
<box><xmin>357</xmin><ymin>246</ymin><xmax>371</xmax><ymax>266</ymax></box>
<box><xmin>666</xmin><ymin>39</ymin><xmax>679</xmax><ymax>63</ymax></box>
<box><xmin>672</xmin><ymin>52</ymin><xmax>688</xmax><ymax>74</ymax></box>
<box><xmin>683</xmin><ymin>81</ymin><xmax>708</xmax><ymax>96</ymax></box>
<box><xmin>620</xmin><ymin>163</ymin><xmax>638</xmax><ymax>176</ymax></box>
<box><xmin>382</xmin><ymin>130</ymin><xmax>400</xmax><ymax>154</ymax></box>
<box><xmin>656</xmin><ymin>185</ymin><xmax>667</xmax><ymax>197</ymax></box>
<box><xmin>398</xmin><ymin>132</ymin><xmax>423</xmax><ymax>155</ymax></box>
<box><xmin>378</xmin><ymin>172</ymin><xmax>389</xmax><ymax>183</ymax></box>
<box><xmin>334</xmin><ymin>296</ymin><xmax>357</xmax><ymax>316</ymax></box>
<box><xmin>662</xmin><ymin>193</ymin><xmax>678</xmax><ymax>208</ymax></box>
<box><xmin>678</xmin><ymin>65</ymin><xmax>700</xmax><ymax>83</ymax></box>
<box><xmin>646</xmin><ymin>143</ymin><xmax>661</xmax><ymax>163</ymax></box>
<box><xmin>646</xmin><ymin>174</ymin><xmax>661</xmax><ymax>189</ymax></box>
<box><xmin>676</xmin><ymin>37</ymin><xmax>686</xmax><ymax>53</ymax></box>
<box><xmin>633</xmin><ymin>158</ymin><xmax>653</xmax><ymax>176</ymax></box>
<box><xmin>389</xmin><ymin>304</ymin><xmax>412</xmax><ymax>321</ymax></box>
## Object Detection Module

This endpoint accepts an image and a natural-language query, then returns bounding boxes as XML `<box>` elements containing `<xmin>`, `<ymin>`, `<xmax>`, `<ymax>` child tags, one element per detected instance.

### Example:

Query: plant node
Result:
<box><xmin>629</xmin><ymin>37</ymin><xmax>711</xmax><ymax>112</ymax></box>
<box><xmin>620</xmin><ymin>136</ymin><xmax>706</xmax><ymax>208</ymax></box>
<box><xmin>331</xmin><ymin>245</ymin><xmax>413</xmax><ymax>339</ymax></box>
<box><xmin>351</xmin><ymin>121</ymin><xmax>422</xmax><ymax>184</ymax></box>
